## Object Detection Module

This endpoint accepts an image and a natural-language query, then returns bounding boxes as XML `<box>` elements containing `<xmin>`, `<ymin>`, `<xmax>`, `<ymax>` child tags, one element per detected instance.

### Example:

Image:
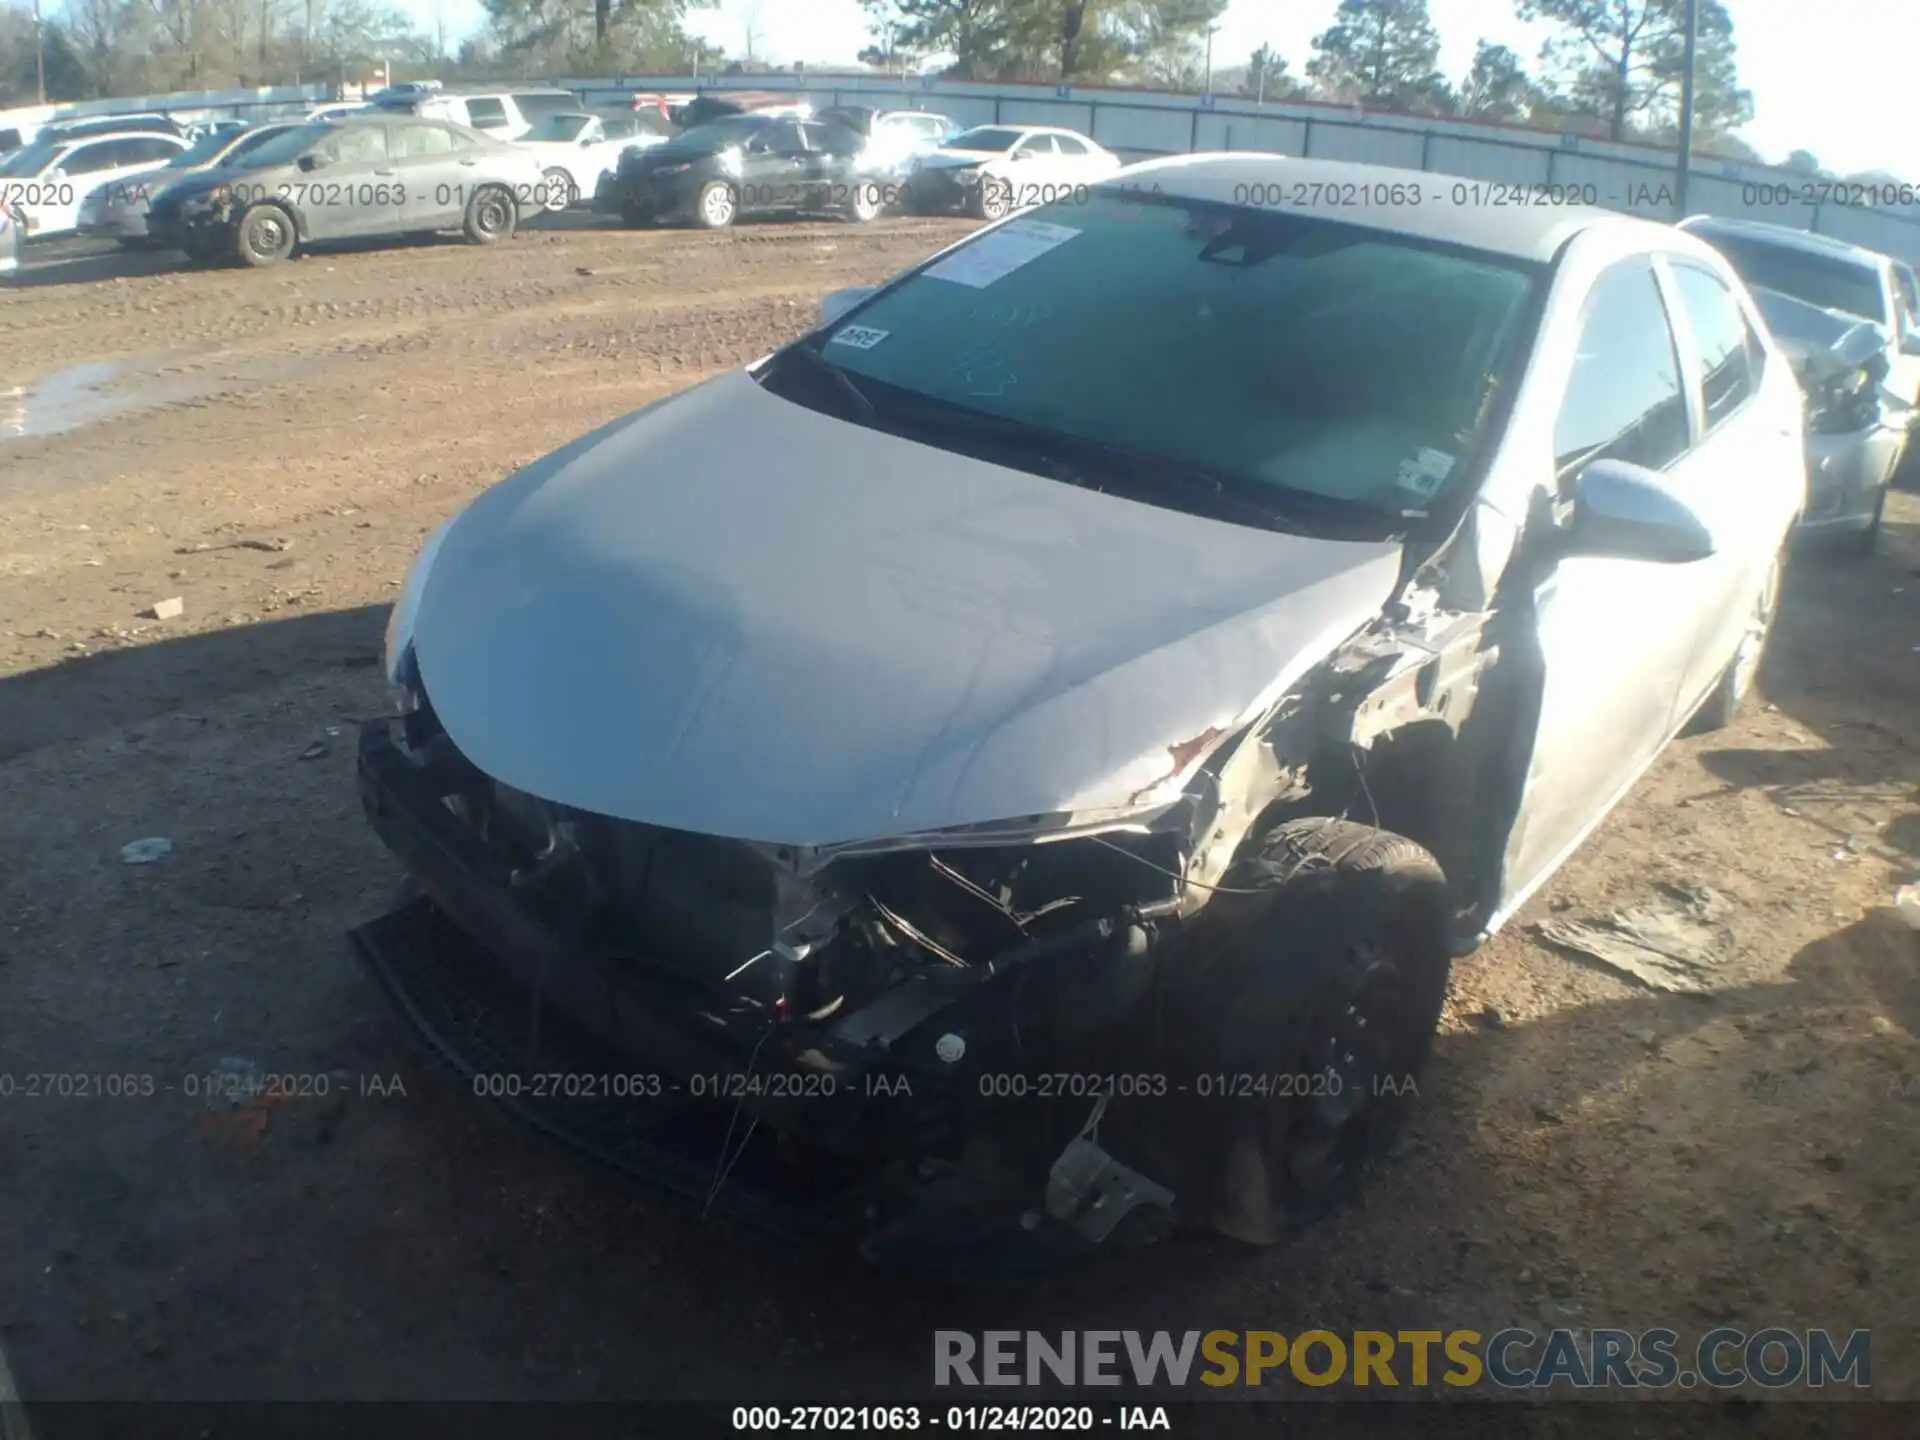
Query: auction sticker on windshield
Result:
<box><xmin>1395</xmin><ymin>447</ymin><xmax>1456</xmax><ymax>499</ymax></box>
<box><xmin>828</xmin><ymin>324</ymin><xmax>890</xmax><ymax>350</ymax></box>
<box><xmin>924</xmin><ymin>219</ymin><xmax>1081</xmax><ymax>289</ymax></box>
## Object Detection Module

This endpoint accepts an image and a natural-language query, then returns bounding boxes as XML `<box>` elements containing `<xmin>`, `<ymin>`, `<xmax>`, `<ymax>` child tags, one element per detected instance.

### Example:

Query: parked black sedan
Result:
<box><xmin>603</xmin><ymin>114</ymin><xmax>895</xmax><ymax>229</ymax></box>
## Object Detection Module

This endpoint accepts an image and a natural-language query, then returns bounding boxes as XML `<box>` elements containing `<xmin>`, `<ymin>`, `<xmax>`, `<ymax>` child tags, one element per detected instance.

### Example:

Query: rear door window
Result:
<box><xmin>122</xmin><ymin>136</ymin><xmax>184</xmax><ymax>165</ymax></box>
<box><xmin>1667</xmin><ymin>261</ymin><xmax>1762</xmax><ymax>437</ymax></box>
<box><xmin>464</xmin><ymin>97</ymin><xmax>509</xmax><ymax>131</ymax></box>
<box><xmin>1554</xmin><ymin>260</ymin><xmax>1693</xmax><ymax>478</ymax></box>
<box><xmin>322</xmin><ymin>125</ymin><xmax>390</xmax><ymax>166</ymax></box>
<box><xmin>393</xmin><ymin>124</ymin><xmax>457</xmax><ymax>159</ymax></box>
<box><xmin>62</xmin><ymin>142</ymin><xmax>123</xmax><ymax>175</ymax></box>
<box><xmin>512</xmin><ymin>93</ymin><xmax>576</xmax><ymax>122</ymax></box>
<box><xmin>762</xmin><ymin>120</ymin><xmax>805</xmax><ymax>154</ymax></box>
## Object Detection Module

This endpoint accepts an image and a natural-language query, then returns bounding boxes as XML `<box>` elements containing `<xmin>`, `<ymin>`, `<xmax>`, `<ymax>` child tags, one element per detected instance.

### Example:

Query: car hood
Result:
<box><xmin>166</xmin><ymin>160</ymin><xmax>297</xmax><ymax>200</ymax></box>
<box><xmin>917</xmin><ymin>149</ymin><xmax>1004</xmax><ymax>171</ymax></box>
<box><xmin>411</xmin><ymin>370</ymin><xmax>1404</xmax><ymax>848</ymax></box>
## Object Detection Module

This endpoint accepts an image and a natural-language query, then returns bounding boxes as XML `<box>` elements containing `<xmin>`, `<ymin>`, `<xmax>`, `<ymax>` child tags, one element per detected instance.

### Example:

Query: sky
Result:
<box><xmin>407</xmin><ymin>0</ymin><xmax>1914</xmax><ymax>179</ymax></box>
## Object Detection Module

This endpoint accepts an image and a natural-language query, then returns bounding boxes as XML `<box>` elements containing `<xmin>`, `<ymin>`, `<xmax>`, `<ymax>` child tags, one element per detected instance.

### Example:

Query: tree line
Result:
<box><xmin>0</xmin><ymin>0</ymin><xmax>723</xmax><ymax>105</ymax></box>
<box><xmin>0</xmin><ymin>0</ymin><xmax>1819</xmax><ymax>172</ymax></box>
<box><xmin>861</xmin><ymin>0</ymin><xmax>1763</xmax><ymax>159</ymax></box>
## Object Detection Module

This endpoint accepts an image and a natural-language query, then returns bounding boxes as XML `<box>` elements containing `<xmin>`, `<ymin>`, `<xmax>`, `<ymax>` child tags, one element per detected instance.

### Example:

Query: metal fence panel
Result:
<box><xmin>1091</xmin><ymin>104</ymin><xmax>1199</xmax><ymax>155</ymax></box>
<box><xmin>1815</xmin><ymin>207</ymin><xmax>1920</xmax><ymax>265</ymax></box>
<box><xmin>1215</xmin><ymin>116</ymin><xmax>1311</xmax><ymax>156</ymax></box>
<box><xmin>991</xmin><ymin>99</ymin><xmax>1099</xmax><ymax>132</ymax></box>
<box><xmin>1299</xmin><ymin>122</ymin><xmax>1426</xmax><ymax>168</ymax></box>
<box><xmin>1425</xmin><ymin>136</ymin><xmax>1549</xmax><ymax>185</ymax></box>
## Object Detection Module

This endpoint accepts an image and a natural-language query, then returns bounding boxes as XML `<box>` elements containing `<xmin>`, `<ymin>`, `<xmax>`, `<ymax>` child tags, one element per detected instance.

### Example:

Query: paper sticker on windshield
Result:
<box><xmin>828</xmin><ymin>324</ymin><xmax>890</xmax><ymax>350</ymax></box>
<box><xmin>923</xmin><ymin>219</ymin><xmax>1081</xmax><ymax>289</ymax></box>
<box><xmin>1395</xmin><ymin>447</ymin><xmax>1457</xmax><ymax>499</ymax></box>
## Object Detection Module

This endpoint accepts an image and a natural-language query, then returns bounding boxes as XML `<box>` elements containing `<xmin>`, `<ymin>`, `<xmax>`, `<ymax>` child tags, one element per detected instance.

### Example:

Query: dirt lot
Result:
<box><xmin>0</xmin><ymin>215</ymin><xmax>1916</xmax><ymax>1414</ymax></box>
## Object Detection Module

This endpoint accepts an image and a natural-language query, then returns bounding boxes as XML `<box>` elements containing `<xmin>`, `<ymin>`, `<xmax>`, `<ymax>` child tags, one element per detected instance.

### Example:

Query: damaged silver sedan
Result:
<box><xmin>352</xmin><ymin>156</ymin><xmax>1807</xmax><ymax>1278</ymax></box>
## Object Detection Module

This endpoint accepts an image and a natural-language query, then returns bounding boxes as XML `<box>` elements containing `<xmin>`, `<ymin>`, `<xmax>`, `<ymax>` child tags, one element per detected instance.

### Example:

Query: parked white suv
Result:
<box><xmin>375</xmin><ymin>87</ymin><xmax>578</xmax><ymax>143</ymax></box>
<box><xmin>0</xmin><ymin>130</ymin><xmax>192</xmax><ymax>239</ymax></box>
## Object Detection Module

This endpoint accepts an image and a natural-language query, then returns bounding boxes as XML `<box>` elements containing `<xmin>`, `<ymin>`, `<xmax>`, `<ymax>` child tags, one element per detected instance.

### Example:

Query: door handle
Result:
<box><xmin>459</xmin><ymin>158</ymin><xmax>478</xmax><ymax>167</ymax></box>
<box><xmin>372</xmin><ymin>168</ymin><xmax>396</xmax><ymax>176</ymax></box>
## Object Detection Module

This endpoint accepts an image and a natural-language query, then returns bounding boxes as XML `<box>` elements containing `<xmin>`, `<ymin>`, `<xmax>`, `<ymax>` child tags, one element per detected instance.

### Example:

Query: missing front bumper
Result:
<box><xmin>351</xmin><ymin>720</ymin><xmax>1180</xmax><ymax>1273</ymax></box>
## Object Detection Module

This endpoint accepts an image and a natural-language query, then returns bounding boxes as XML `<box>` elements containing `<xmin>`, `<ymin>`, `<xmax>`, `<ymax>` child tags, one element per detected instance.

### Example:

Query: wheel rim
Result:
<box><xmin>1729</xmin><ymin>558</ymin><xmax>1780</xmax><ymax>703</ymax></box>
<box><xmin>477</xmin><ymin>193</ymin><xmax>510</xmax><ymax>234</ymax></box>
<box><xmin>702</xmin><ymin>185</ymin><xmax>734</xmax><ymax>226</ymax></box>
<box><xmin>248</xmin><ymin>213</ymin><xmax>287</xmax><ymax>256</ymax></box>
<box><xmin>852</xmin><ymin>184</ymin><xmax>881</xmax><ymax>220</ymax></box>
<box><xmin>1265</xmin><ymin>944</ymin><xmax>1415</xmax><ymax>1197</ymax></box>
<box><xmin>542</xmin><ymin>171</ymin><xmax>571</xmax><ymax>213</ymax></box>
<box><xmin>981</xmin><ymin>182</ymin><xmax>1008</xmax><ymax>218</ymax></box>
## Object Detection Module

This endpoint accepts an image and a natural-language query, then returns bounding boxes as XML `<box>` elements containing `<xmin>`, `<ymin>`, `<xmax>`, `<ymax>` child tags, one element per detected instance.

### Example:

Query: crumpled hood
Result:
<box><xmin>412</xmin><ymin>370</ymin><xmax>1404</xmax><ymax>847</ymax></box>
<box><xmin>916</xmin><ymin>149</ymin><xmax>1003</xmax><ymax>172</ymax></box>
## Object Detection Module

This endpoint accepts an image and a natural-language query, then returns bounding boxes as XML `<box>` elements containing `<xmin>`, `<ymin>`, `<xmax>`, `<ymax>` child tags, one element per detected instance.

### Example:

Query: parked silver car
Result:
<box><xmin>1748</xmin><ymin>285</ymin><xmax>1907</xmax><ymax>549</ymax></box>
<box><xmin>1681</xmin><ymin>216</ymin><xmax>1920</xmax><ymax>545</ymax></box>
<box><xmin>147</xmin><ymin>115</ymin><xmax>550</xmax><ymax>267</ymax></box>
<box><xmin>354</xmin><ymin>157</ymin><xmax>1807</xmax><ymax>1274</ymax></box>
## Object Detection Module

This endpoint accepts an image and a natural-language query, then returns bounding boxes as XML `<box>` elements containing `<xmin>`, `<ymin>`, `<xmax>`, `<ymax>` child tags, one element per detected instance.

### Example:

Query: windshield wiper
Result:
<box><xmin>854</xmin><ymin>396</ymin><xmax>1392</xmax><ymax>538</ymax></box>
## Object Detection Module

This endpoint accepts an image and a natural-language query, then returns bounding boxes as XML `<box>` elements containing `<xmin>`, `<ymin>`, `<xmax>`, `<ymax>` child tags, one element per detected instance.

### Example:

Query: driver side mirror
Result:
<box><xmin>1901</xmin><ymin>330</ymin><xmax>1920</xmax><ymax>359</ymax></box>
<box><xmin>1559</xmin><ymin>459</ymin><xmax>1715</xmax><ymax>564</ymax></box>
<box><xmin>297</xmin><ymin>152</ymin><xmax>329</xmax><ymax>172</ymax></box>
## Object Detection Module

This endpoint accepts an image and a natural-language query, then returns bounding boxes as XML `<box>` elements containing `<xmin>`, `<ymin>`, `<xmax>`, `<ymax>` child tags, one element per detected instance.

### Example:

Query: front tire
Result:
<box><xmin>693</xmin><ymin>180</ymin><xmax>737</xmax><ymax>230</ymax></box>
<box><xmin>971</xmin><ymin>177</ymin><xmax>1012</xmax><ymax>221</ymax></box>
<box><xmin>1169</xmin><ymin>818</ymin><xmax>1452</xmax><ymax>1246</ymax></box>
<box><xmin>1693</xmin><ymin>550</ymin><xmax>1782</xmax><ymax>732</ymax></box>
<box><xmin>843</xmin><ymin>180</ymin><xmax>885</xmax><ymax>223</ymax></box>
<box><xmin>233</xmin><ymin>203</ymin><xmax>295</xmax><ymax>267</ymax></box>
<box><xmin>462</xmin><ymin>185</ymin><xmax>516</xmax><ymax>245</ymax></box>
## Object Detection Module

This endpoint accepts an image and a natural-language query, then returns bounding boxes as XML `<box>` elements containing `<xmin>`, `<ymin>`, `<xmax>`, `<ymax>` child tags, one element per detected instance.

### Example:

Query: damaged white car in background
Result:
<box><xmin>351</xmin><ymin>155</ymin><xmax>1807</xmax><ymax>1281</ymax></box>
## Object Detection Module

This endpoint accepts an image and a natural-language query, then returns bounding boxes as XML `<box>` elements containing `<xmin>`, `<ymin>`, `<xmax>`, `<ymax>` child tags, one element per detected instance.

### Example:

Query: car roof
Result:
<box><xmin>956</xmin><ymin>123</ymin><xmax>1081</xmax><ymax>137</ymax></box>
<box><xmin>1679</xmin><ymin>213</ymin><xmax>1890</xmax><ymax>270</ymax></box>
<box><xmin>431</xmin><ymin>84</ymin><xmax>574</xmax><ymax>97</ymax></box>
<box><xmin>62</xmin><ymin>129</ymin><xmax>187</xmax><ymax>146</ymax></box>
<box><xmin>1113</xmin><ymin>153</ymin><xmax>1682</xmax><ymax>264</ymax></box>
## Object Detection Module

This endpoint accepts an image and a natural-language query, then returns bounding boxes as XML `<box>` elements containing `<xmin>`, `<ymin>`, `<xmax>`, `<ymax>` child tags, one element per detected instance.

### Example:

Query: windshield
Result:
<box><xmin>223</xmin><ymin>126</ymin><xmax>292</xmax><ymax>163</ymax></box>
<box><xmin>0</xmin><ymin>142</ymin><xmax>63</xmax><ymax>178</ymax></box>
<box><xmin>1700</xmin><ymin>233</ymin><xmax>1888</xmax><ymax>325</ymax></box>
<box><xmin>525</xmin><ymin>115</ymin><xmax>593</xmax><ymax>143</ymax></box>
<box><xmin>227</xmin><ymin>122</ymin><xmax>337</xmax><ymax>169</ymax></box>
<box><xmin>171</xmin><ymin>130</ymin><xmax>238</xmax><ymax>167</ymax></box>
<box><xmin>777</xmin><ymin>192</ymin><xmax>1540</xmax><ymax>528</ymax></box>
<box><xmin>945</xmin><ymin>127</ymin><xmax>1024</xmax><ymax>152</ymax></box>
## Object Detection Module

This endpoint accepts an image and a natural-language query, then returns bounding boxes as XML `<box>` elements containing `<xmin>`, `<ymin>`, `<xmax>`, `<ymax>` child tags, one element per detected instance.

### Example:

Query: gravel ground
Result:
<box><xmin>0</xmin><ymin>215</ymin><xmax>1915</xmax><ymax>1412</ymax></box>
